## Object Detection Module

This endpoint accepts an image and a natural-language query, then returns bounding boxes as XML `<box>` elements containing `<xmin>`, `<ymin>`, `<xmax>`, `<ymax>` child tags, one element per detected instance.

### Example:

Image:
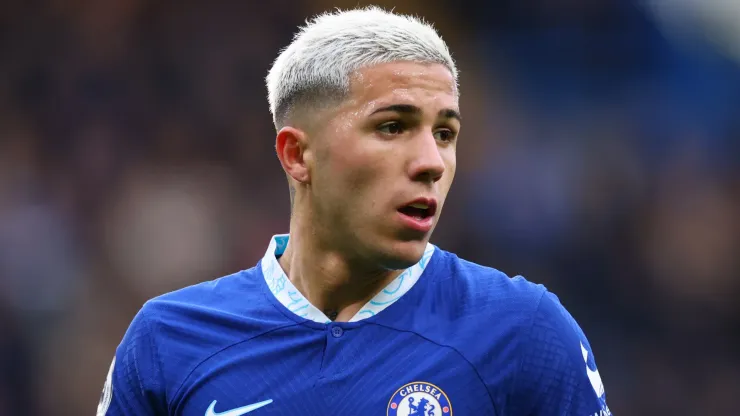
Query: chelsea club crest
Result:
<box><xmin>387</xmin><ymin>381</ymin><xmax>452</xmax><ymax>416</ymax></box>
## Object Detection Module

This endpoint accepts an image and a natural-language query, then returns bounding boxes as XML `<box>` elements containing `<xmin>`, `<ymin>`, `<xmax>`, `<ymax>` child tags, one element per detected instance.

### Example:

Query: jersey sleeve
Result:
<box><xmin>509</xmin><ymin>291</ymin><xmax>613</xmax><ymax>416</ymax></box>
<box><xmin>97</xmin><ymin>304</ymin><xmax>168</xmax><ymax>415</ymax></box>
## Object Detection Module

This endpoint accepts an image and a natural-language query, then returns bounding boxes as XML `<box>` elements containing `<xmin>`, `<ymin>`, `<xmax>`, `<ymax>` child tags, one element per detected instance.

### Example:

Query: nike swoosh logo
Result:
<box><xmin>205</xmin><ymin>399</ymin><xmax>273</xmax><ymax>416</ymax></box>
<box><xmin>580</xmin><ymin>342</ymin><xmax>605</xmax><ymax>398</ymax></box>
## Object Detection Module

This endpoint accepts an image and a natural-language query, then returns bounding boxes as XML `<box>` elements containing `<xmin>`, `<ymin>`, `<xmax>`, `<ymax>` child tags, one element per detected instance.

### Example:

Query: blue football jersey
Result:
<box><xmin>98</xmin><ymin>235</ymin><xmax>612</xmax><ymax>416</ymax></box>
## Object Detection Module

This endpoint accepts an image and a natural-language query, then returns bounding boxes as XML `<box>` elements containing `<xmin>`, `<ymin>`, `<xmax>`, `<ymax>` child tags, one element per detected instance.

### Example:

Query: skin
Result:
<box><xmin>275</xmin><ymin>61</ymin><xmax>460</xmax><ymax>322</ymax></box>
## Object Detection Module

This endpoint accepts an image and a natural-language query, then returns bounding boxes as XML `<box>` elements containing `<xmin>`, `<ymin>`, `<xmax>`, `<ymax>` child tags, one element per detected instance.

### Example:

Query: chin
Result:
<box><xmin>376</xmin><ymin>238</ymin><xmax>428</xmax><ymax>270</ymax></box>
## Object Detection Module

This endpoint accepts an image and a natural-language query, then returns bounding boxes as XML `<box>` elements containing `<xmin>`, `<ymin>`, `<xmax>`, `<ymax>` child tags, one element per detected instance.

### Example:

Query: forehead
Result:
<box><xmin>346</xmin><ymin>62</ymin><xmax>458</xmax><ymax>112</ymax></box>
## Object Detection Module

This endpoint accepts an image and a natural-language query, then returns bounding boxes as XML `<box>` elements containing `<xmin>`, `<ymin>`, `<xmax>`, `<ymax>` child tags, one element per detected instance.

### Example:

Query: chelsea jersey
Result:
<box><xmin>98</xmin><ymin>234</ymin><xmax>612</xmax><ymax>416</ymax></box>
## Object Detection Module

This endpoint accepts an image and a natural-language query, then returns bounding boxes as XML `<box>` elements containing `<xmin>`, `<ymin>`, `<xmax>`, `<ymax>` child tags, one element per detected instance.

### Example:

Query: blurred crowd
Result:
<box><xmin>0</xmin><ymin>1</ymin><xmax>738</xmax><ymax>415</ymax></box>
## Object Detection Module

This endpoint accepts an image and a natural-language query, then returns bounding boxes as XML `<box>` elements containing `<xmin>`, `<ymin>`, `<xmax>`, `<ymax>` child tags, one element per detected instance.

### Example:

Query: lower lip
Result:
<box><xmin>397</xmin><ymin>211</ymin><xmax>434</xmax><ymax>233</ymax></box>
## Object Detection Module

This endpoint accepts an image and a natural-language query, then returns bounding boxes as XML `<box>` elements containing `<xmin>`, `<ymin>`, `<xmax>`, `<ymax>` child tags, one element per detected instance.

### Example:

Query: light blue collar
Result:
<box><xmin>260</xmin><ymin>234</ymin><xmax>435</xmax><ymax>323</ymax></box>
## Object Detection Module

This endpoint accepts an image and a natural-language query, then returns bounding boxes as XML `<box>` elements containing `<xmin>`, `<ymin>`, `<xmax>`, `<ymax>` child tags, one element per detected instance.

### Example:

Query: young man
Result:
<box><xmin>99</xmin><ymin>7</ymin><xmax>612</xmax><ymax>416</ymax></box>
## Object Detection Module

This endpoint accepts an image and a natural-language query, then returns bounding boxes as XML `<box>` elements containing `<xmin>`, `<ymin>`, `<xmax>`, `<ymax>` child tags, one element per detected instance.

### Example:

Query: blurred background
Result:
<box><xmin>0</xmin><ymin>0</ymin><xmax>738</xmax><ymax>414</ymax></box>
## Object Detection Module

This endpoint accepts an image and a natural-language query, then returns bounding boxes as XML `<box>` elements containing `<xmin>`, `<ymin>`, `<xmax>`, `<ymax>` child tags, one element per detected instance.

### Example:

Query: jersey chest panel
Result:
<box><xmin>173</xmin><ymin>324</ymin><xmax>497</xmax><ymax>416</ymax></box>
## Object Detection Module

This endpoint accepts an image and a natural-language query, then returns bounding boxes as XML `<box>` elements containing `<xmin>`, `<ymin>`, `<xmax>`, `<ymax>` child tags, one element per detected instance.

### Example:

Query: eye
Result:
<box><xmin>377</xmin><ymin>121</ymin><xmax>406</xmax><ymax>135</ymax></box>
<box><xmin>434</xmin><ymin>129</ymin><xmax>456</xmax><ymax>143</ymax></box>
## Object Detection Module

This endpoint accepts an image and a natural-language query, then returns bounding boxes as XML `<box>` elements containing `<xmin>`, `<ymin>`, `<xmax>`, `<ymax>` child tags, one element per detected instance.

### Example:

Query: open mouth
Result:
<box><xmin>398</xmin><ymin>200</ymin><xmax>437</xmax><ymax>220</ymax></box>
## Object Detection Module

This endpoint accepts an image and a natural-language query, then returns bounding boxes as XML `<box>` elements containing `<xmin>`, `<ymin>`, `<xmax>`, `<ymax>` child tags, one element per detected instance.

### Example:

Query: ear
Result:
<box><xmin>275</xmin><ymin>126</ymin><xmax>311</xmax><ymax>184</ymax></box>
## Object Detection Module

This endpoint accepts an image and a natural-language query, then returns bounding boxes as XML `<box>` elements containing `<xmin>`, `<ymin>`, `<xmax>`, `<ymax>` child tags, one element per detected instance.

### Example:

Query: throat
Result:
<box><xmin>324</xmin><ymin>310</ymin><xmax>339</xmax><ymax>321</ymax></box>
<box><xmin>277</xmin><ymin>234</ymin><xmax>404</xmax><ymax>322</ymax></box>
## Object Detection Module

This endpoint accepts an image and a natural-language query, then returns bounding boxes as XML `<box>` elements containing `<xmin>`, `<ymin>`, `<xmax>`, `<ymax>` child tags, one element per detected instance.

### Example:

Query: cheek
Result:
<box><xmin>327</xmin><ymin>136</ymin><xmax>389</xmax><ymax>179</ymax></box>
<box><xmin>440</xmin><ymin>152</ymin><xmax>457</xmax><ymax>194</ymax></box>
<box><xmin>317</xmin><ymin>142</ymin><xmax>384</xmax><ymax>203</ymax></box>
<box><xmin>342</xmin><ymin>157</ymin><xmax>388</xmax><ymax>204</ymax></box>
<box><xmin>445</xmin><ymin>152</ymin><xmax>457</xmax><ymax>177</ymax></box>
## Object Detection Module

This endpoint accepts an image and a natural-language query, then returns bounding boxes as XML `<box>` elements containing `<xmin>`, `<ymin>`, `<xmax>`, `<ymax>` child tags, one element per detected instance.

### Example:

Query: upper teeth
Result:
<box><xmin>409</xmin><ymin>202</ymin><xmax>428</xmax><ymax>209</ymax></box>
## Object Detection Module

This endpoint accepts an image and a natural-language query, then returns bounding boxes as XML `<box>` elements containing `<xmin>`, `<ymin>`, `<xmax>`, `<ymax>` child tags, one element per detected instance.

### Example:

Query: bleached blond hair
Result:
<box><xmin>265</xmin><ymin>7</ymin><xmax>458</xmax><ymax>128</ymax></box>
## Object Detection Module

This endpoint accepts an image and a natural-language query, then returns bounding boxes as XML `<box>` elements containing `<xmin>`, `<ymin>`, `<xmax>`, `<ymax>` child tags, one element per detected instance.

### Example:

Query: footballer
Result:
<box><xmin>98</xmin><ymin>7</ymin><xmax>612</xmax><ymax>416</ymax></box>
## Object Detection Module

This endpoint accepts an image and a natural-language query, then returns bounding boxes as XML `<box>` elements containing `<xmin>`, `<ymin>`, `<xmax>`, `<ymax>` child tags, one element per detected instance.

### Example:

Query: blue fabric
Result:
<box><xmin>104</xmin><ymin>248</ymin><xmax>611</xmax><ymax>415</ymax></box>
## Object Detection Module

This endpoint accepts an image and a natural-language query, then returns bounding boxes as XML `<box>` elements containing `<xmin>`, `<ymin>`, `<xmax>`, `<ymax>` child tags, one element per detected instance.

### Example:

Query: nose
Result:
<box><xmin>408</xmin><ymin>133</ymin><xmax>445</xmax><ymax>183</ymax></box>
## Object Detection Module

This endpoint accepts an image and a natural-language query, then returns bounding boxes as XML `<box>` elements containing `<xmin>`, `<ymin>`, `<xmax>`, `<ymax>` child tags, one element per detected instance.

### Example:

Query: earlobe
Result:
<box><xmin>275</xmin><ymin>126</ymin><xmax>311</xmax><ymax>184</ymax></box>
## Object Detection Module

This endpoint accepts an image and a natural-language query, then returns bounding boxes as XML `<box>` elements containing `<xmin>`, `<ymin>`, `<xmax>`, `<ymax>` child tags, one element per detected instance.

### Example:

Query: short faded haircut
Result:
<box><xmin>265</xmin><ymin>6</ymin><xmax>458</xmax><ymax>129</ymax></box>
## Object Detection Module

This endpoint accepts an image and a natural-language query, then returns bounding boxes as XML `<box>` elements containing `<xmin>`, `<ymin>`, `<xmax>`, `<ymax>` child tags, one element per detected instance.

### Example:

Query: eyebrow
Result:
<box><xmin>371</xmin><ymin>104</ymin><xmax>461</xmax><ymax>122</ymax></box>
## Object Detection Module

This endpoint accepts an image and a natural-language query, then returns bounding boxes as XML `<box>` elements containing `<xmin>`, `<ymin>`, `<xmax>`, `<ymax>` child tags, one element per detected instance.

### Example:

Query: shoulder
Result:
<box><xmin>389</xmin><ymin>248</ymin><xmax>550</xmax><ymax>351</ymax></box>
<box><xmin>425</xmin><ymin>249</ymin><xmax>610</xmax><ymax>413</ymax></box>
<box><xmin>429</xmin><ymin>248</ymin><xmax>548</xmax><ymax>319</ymax></box>
<box><xmin>140</xmin><ymin>266</ymin><xmax>261</xmax><ymax>328</ymax></box>
<box><xmin>432</xmin><ymin>249</ymin><xmax>585</xmax><ymax>346</ymax></box>
<box><xmin>412</xmin><ymin>249</ymin><xmax>565</xmax><ymax>361</ymax></box>
<box><xmin>117</xmin><ymin>264</ymin><xmax>295</xmax><ymax>397</ymax></box>
<box><xmin>144</xmin><ymin>266</ymin><xmax>260</xmax><ymax>315</ymax></box>
<box><xmin>138</xmin><ymin>263</ymin><xmax>295</xmax><ymax>347</ymax></box>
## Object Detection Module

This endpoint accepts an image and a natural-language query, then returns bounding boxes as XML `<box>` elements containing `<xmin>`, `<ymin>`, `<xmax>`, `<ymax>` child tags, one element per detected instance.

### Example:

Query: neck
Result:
<box><xmin>277</xmin><ymin>212</ymin><xmax>402</xmax><ymax>322</ymax></box>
